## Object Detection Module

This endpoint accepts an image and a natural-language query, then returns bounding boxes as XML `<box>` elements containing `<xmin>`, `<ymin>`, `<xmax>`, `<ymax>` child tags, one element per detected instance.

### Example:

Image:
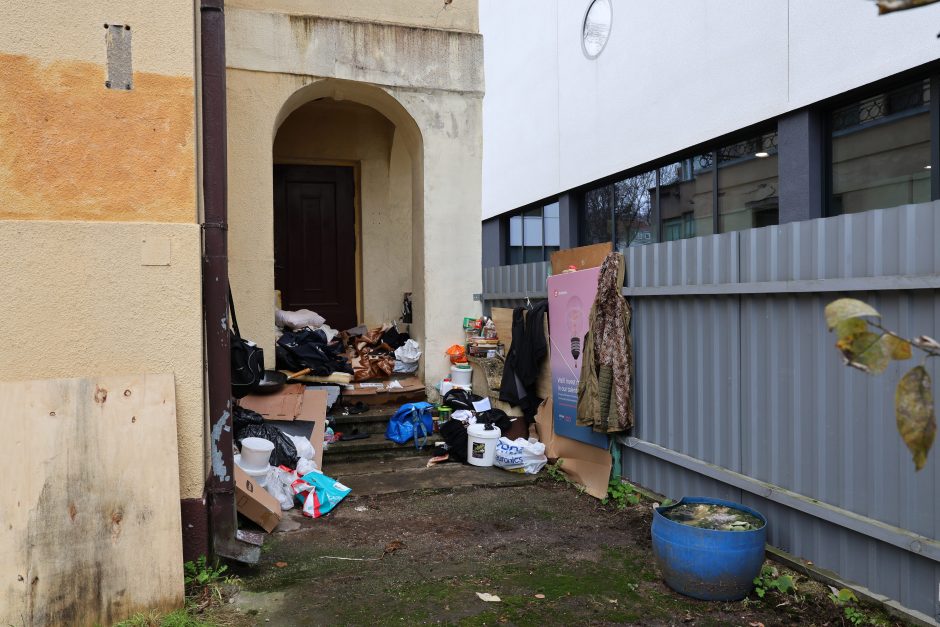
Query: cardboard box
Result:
<box><xmin>234</xmin><ymin>465</ymin><xmax>282</xmax><ymax>533</ymax></box>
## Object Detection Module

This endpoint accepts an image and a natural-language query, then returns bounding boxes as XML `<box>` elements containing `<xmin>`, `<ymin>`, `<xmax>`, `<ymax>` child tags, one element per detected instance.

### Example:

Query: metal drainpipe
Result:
<box><xmin>200</xmin><ymin>0</ymin><xmax>258</xmax><ymax>563</ymax></box>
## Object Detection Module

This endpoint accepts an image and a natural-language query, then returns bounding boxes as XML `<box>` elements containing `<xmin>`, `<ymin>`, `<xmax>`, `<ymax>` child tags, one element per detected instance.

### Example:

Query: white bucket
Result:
<box><xmin>234</xmin><ymin>454</ymin><xmax>271</xmax><ymax>486</ymax></box>
<box><xmin>466</xmin><ymin>423</ymin><xmax>501</xmax><ymax>467</ymax></box>
<box><xmin>451</xmin><ymin>365</ymin><xmax>472</xmax><ymax>387</ymax></box>
<box><xmin>240</xmin><ymin>437</ymin><xmax>275</xmax><ymax>471</ymax></box>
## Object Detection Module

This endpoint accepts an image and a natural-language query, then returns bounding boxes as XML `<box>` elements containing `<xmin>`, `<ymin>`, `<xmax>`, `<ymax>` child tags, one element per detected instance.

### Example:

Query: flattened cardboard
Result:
<box><xmin>234</xmin><ymin>465</ymin><xmax>282</xmax><ymax>532</ymax></box>
<box><xmin>296</xmin><ymin>389</ymin><xmax>327</xmax><ymax>423</ymax></box>
<box><xmin>240</xmin><ymin>385</ymin><xmax>327</xmax><ymax>423</ymax></box>
<box><xmin>535</xmin><ymin>398</ymin><xmax>611</xmax><ymax>499</ymax></box>
<box><xmin>240</xmin><ymin>384</ymin><xmax>304</xmax><ymax>419</ymax></box>
<box><xmin>306</xmin><ymin>409</ymin><xmax>327</xmax><ymax>472</ymax></box>
<box><xmin>549</xmin><ymin>242</ymin><xmax>612</xmax><ymax>275</ymax></box>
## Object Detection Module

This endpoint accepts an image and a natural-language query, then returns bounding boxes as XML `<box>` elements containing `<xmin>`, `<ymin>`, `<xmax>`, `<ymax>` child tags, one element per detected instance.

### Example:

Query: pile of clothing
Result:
<box><xmin>275</xmin><ymin>310</ymin><xmax>421</xmax><ymax>382</ymax></box>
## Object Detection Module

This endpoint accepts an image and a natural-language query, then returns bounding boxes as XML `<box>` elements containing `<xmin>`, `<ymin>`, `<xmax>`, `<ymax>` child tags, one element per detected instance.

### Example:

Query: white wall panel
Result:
<box><xmin>481</xmin><ymin>0</ymin><xmax>940</xmax><ymax>220</ymax></box>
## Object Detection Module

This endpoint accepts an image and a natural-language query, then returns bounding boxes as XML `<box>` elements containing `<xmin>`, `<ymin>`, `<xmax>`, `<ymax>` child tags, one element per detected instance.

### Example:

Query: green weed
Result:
<box><xmin>752</xmin><ymin>565</ymin><xmax>796</xmax><ymax>599</ymax></box>
<box><xmin>602</xmin><ymin>479</ymin><xmax>640</xmax><ymax>509</ymax></box>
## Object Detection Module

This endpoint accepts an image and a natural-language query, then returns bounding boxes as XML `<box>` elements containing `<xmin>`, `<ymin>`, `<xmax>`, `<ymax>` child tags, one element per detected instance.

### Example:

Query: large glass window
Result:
<box><xmin>718</xmin><ymin>131</ymin><xmax>779</xmax><ymax>232</ymax></box>
<box><xmin>658</xmin><ymin>156</ymin><xmax>714</xmax><ymax>241</ymax></box>
<box><xmin>613</xmin><ymin>172</ymin><xmax>656</xmax><ymax>253</ymax></box>
<box><xmin>830</xmin><ymin>79</ymin><xmax>931</xmax><ymax>215</ymax></box>
<box><xmin>581</xmin><ymin>173</ymin><xmax>656</xmax><ymax>252</ymax></box>
<box><xmin>580</xmin><ymin>186</ymin><xmax>613</xmax><ymax>245</ymax></box>
<box><xmin>507</xmin><ymin>201</ymin><xmax>560</xmax><ymax>264</ymax></box>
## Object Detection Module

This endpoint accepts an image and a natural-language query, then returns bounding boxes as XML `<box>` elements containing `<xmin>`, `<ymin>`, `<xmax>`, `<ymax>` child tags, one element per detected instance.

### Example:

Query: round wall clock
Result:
<box><xmin>582</xmin><ymin>0</ymin><xmax>612</xmax><ymax>59</ymax></box>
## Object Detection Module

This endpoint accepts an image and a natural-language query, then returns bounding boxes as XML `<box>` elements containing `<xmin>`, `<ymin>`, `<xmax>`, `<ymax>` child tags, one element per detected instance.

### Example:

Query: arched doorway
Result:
<box><xmin>271</xmin><ymin>80</ymin><xmax>425</xmax><ymax>356</ymax></box>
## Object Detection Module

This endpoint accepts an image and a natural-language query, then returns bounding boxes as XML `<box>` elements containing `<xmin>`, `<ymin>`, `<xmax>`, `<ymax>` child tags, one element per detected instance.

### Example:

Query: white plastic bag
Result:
<box><xmin>493</xmin><ymin>437</ymin><xmax>547</xmax><ymax>474</ymax></box>
<box><xmin>296</xmin><ymin>457</ymin><xmax>320</xmax><ymax>476</ymax></box>
<box><xmin>289</xmin><ymin>435</ymin><xmax>316</xmax><ymax>461</ymax></box>
<box><xmin>275</xmin><ymin>308</ymin><xmax>326</xmax><ymax>330</ymax></box>
<box><xmin>394</xmin><ymin>359</ymin><xmax>419</xmax><ymax>373</ymax></box>
<box><xmin>267</xmin><ymin>466</ymin><xmax>297</xmax><ymax>511</ymax></box>
<box><xmin>394</xmin><ymin>339</ymin><xmax>422</xmax><ymax>364</ymax></box>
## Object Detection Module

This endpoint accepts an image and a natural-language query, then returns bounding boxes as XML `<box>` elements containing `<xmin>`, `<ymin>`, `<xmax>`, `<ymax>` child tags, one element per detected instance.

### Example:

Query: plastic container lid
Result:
<box><xmin>467</xmin><ymin>422</ymin><xmax>501</xmax><ymax>439</ymax></box>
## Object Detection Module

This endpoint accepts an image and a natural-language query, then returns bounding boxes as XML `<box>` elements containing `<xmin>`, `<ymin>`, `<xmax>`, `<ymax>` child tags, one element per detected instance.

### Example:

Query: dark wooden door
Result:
<box><xmin>274</xmin><ymin>165</ymin><xmax>357</xmax><ymax>330</ymax></box>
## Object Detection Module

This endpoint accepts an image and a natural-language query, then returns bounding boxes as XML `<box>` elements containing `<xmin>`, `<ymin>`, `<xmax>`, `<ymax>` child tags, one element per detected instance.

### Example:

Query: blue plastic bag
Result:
<box><xmin>385</xmin><ymin>401</ymin><xmax>434</xmax><ymax>448</ymax></box>
<box><xmin>293</xmin><ymin>471</ymin><xmax>351</xmax><ymax>518</ymax></box>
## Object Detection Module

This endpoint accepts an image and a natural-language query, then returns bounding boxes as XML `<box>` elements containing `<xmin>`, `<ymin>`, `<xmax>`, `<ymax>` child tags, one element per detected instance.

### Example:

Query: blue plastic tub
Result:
<box><xmin>651</xmin><ymin>496</ymin><xmax>767</xmax><ymax>601</ymax></box>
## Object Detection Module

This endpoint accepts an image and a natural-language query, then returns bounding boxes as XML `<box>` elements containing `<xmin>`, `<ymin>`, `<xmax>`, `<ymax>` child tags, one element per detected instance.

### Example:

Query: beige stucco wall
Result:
<box><xmin>273</xmin><ymin>100</ymin><xmax>414</xmax><ymax>326</ymax></box>
<box><xmin>226</xmin><ymin>7</ymin><xmax>483</xmax><ymax>384</ymax></box>
<box><xmin>227</xmin><ymin>0</ymin><xmax>479</xmax><ymax>33</ymax></box>
<box><xmin>0</xmin><ymin>222</ymin><xmax>205</xmax><ymax>500</ymax></box>
<box><xmin>0</xmin><ymin>2</ymin><xmax>204</xmax><ymax>501</ymax></box>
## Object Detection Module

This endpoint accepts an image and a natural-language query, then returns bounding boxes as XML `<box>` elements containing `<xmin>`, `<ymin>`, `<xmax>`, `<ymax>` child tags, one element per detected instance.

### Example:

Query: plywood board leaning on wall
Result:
<box><xmin>0</xmin><ymin>374</ymin><xmax>184</xmax><ymax>626</ymax></box>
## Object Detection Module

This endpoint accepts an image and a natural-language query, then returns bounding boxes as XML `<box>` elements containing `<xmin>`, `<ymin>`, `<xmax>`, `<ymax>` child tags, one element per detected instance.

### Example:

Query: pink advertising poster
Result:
<box><xmin>547</xmin><ymin>267</ymin><xmax>610</xmax><ymax>449</ymax></box>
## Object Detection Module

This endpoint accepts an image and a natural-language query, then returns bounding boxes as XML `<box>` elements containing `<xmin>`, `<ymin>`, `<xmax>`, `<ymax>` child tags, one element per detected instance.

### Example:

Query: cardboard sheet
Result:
<box><xmin>240</xmin><ymin>385</ymin><xmax>328</xmax><ymax>423</ymax></box>
<box><xmin>549</xmin><ymin>242</ymin><xmax>612</xmax><ymax>275</ymax></box>
<box><xmin>535</xmin><ymin>398</ymin><xmax>612</xmax><ymax>499</ymax></box>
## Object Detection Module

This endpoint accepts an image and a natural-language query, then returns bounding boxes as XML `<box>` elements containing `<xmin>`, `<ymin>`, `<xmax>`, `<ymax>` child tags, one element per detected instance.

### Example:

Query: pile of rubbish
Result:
<box><xmin>661</xmin><ymin>503</ymin><xmax>765</xmax><ymax>531</ymax></box>
<box><xmin>384</xmin><ymin>387</ymin><xmax>547</xmax><ymax>475</ymax></box>
<box><xmin>275</xmin><ymin>308</ymin><xmax>421</xmax><ymax>382</ymax></box>
<box><xmin>232</xmin><ymin>400</ymin><xmax>351</xmax><ymax>533</ymax></box>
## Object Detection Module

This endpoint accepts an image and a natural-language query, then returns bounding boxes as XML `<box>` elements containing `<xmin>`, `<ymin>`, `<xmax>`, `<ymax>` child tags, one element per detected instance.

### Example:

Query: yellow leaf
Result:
<box><xmin>883</xmin><ymin>335</ymin><xmax>912</xmax><ymax>361</ymax></box>
<box><xmin>895</xmin><ymin>366</ymin><xmax>936</xmax><ymax>471</ymax></box>
<box><xmin>839</xmin><ymin>330</ymin><xmax>889</xmax><ymax>374</ymax></box>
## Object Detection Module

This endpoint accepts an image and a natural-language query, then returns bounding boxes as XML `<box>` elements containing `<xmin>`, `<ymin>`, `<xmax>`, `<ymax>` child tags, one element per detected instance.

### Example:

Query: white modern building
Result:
<box><xmin>481</xmin><ymin>0</ymin><xmax>940</xmax><ymax>264</ymax></box>
<box><xmin>480</xmin><ymin>1</ymin><xmax>940</xmax><ymax>622</ymax></box>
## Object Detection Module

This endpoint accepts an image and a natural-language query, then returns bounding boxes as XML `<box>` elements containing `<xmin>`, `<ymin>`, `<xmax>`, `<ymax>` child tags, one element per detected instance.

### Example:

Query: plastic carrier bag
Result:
<box><xmin>291</xmin><ymin>471</ymin><xmax>351</xmax><ymax>518</ymax></box>
<box><xmin>385</xmin><ymin>402</ymin><xmax>434</xmax><ymax>448</ymax></box>
<box><xmin>493</xmin><ymin>437</ymin><xmax>548</xmax><ymax>474</ymax></box>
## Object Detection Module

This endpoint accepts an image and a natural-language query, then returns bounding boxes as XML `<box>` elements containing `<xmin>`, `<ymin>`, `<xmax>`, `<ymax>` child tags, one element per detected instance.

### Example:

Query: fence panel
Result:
<box><xmin>483</xmin><ymin>201</ymin><xmax>940</xmax><ymax>621</ymax></box>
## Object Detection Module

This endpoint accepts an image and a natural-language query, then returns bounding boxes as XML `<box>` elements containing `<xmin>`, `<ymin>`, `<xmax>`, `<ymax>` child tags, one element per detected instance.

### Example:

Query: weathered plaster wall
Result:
<box><xmin>0</xmin><ymin>2</ymin><xmax>204</xmax><ymax>503</ymax></box>
<box><xmin>0</xmin><ymin>54</ymin><xmax>195</xmax><ymax>222</ymax></box>
<box><xmin>0</xmin><ymin>222</ymin><xmax>205</xmax><ymax>500</ymax></box>
<box><xmin>226</xmin><ymin>7</ymin><xmax>483</xmax><ymax>383</ymax></box>
<box><xmin>227</xmin><ymin>0</ymin><xmax>479</xmax><ymax>33</ymax></box>
<box><xmin>274</xmin><ymin>100</ymin><xmax>414</xmax><ymax>326</ymax></box>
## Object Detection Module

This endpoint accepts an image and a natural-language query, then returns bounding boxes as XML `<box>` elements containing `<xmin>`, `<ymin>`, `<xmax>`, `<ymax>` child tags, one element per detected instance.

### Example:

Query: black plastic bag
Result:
<box><xmin>233</xmin><ymin>406</ymin><xmax>299</xmax><ymax>468</ymax></box>
<box><xmin>442</xmin><ymin>388</ymin><xmax>484</xmax><ymax>411</ymax></box>
<box><xmin>439</xmin><ymin>419</ymin><xmax>468</xmax><ymax>463</ymax></box>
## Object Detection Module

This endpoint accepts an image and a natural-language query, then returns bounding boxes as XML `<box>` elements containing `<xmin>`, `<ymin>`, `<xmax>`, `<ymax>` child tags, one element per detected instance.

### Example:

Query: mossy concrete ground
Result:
<box><xmin>212</xmin><ymin>480</ymin><xmax>903</xmax><ymax>626</ymax></box>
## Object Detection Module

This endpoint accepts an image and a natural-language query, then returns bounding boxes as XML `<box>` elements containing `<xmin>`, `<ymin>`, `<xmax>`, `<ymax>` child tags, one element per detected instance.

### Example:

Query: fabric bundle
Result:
<box><xmin>576</xmin><ymin>252</ymin><xmax>634</xmax><ymax>434</ymax></box>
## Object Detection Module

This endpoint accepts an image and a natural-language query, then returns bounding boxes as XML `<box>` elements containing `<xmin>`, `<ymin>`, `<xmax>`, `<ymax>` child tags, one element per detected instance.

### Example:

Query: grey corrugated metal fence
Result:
<box><xmin>482</xmin><ymin>201</ymin><xmax>940</xmax><ymax>623</ymax></box>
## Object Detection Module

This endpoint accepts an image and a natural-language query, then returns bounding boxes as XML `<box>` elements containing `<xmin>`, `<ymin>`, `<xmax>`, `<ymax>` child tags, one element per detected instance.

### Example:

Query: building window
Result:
<box><xmin>717</xmin><ymin>131</ymin><xmax>779</xmax><ymax>232</ymax></box>
<box><xmin>580</xmin><ymin>186</ymin><xmax>613</xmax><ymax>246</ymax></box>
<box><xmin>581</xmin><ymin>172</ymin><xmax>657</xmax><ymax>252</ymax></box>
<box><xmin>658</xmin><ymin>156</ymin><xmax>714</xmax><ymax>241</ymax></box>
<box><xmin>580</xmin><ymin>130</ymin><xmax>778</xmax><ymax>248</ymax></box>
<box><xmin>830</xmin><ymin>79</ymin><xmax>931</xmax><ymax>215</ymax></box>
<box><xmin>507</xmin><ymin>201</ymin><xmax>560</xmax><ymax>264</ymax></box>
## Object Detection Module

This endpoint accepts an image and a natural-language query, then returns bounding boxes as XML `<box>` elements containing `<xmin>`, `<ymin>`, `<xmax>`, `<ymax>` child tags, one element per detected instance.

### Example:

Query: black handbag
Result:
<box><xmin>229</xmin><ymin>287</ymin><xmax>264</xmax><ymax>398</ymax></box>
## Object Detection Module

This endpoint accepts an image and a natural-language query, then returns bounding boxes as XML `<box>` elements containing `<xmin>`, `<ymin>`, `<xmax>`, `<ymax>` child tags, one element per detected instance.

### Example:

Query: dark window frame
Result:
<box><xmin>503</xmin><ymin>198</ymin><xmax>561</xmax><ymax>264</ymax></box>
